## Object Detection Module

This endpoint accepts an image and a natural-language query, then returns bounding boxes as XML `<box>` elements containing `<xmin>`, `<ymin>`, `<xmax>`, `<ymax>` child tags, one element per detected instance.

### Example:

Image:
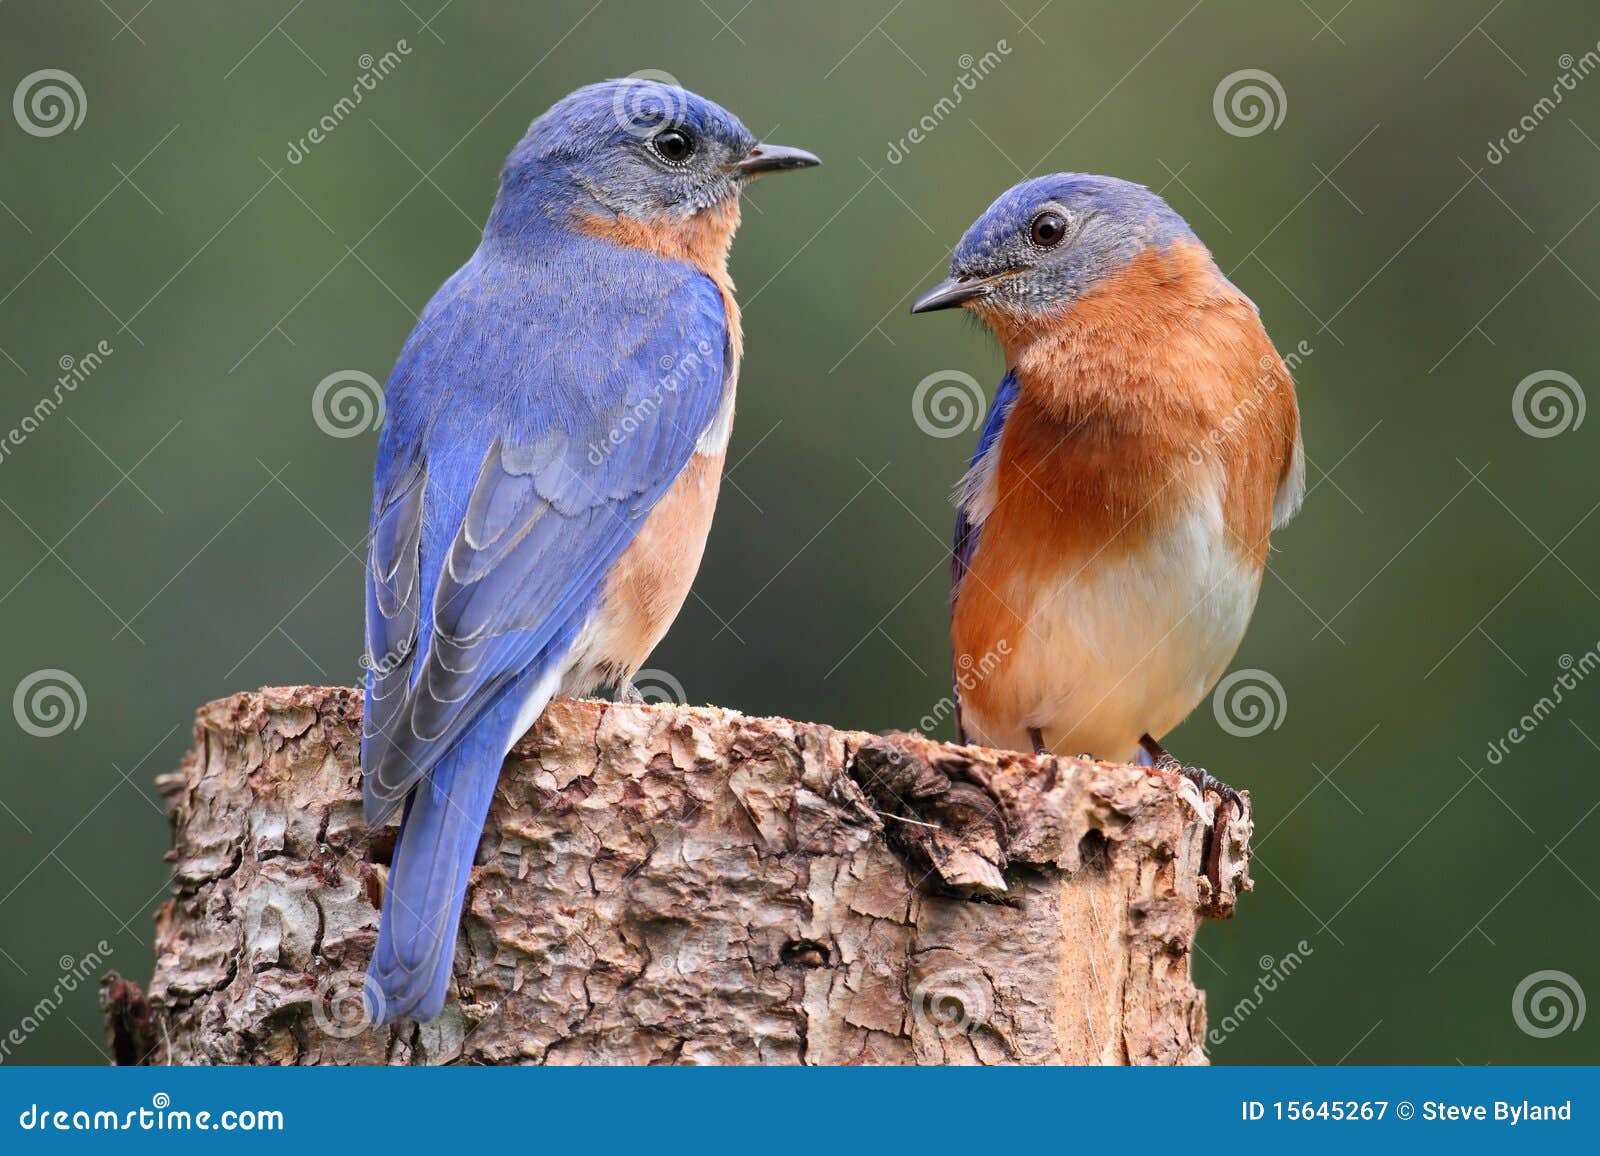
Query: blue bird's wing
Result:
<box><xmin>950</xmin><ymin>369</ymin><xmax>1020</xmax><ymax>744</ymax></box>
<box><xmin>951</xmin><ymin>369</ymin><xmax>1019</xmax><ymax>599</ymax></box>
<box><xmin>361</xmin><ymin>248</ymin><xmax>730</xmax><ymax>824</ymax></box>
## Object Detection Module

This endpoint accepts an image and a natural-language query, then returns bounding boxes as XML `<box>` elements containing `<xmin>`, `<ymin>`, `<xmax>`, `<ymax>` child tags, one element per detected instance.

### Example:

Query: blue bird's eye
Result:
<box><xmin>652</xmin><ymin>127</ymin><xmax>695</xmax><ymax>165</ymax></box>
<box><xmin>1029</xmin><ymin>210</ymin><xmax>1067</xmax><ymax>248</ymax></box>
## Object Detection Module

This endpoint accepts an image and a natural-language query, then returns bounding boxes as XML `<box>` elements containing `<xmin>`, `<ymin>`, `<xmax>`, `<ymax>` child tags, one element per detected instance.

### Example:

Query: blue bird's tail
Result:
<box><xmin>365</xmin><ymin>742</ymin><xmax>501</xmax><ymax>1024</ymax></box>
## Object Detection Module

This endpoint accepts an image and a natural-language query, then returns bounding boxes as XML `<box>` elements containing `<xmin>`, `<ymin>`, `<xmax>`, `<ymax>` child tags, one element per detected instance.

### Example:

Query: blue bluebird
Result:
<box><xmin>912</xmin><ymin>174</ymin><xmax>1303</xmax><ymax>836</ymax></box>
<box><xmin>360</xmin><ymin>79</ymin><xmax>818</xmax><ymax>1023</ymax></box>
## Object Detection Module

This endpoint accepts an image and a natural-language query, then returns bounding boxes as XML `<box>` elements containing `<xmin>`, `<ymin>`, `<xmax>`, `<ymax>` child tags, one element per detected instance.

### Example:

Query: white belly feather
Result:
<box><xmin>963</xmin><ymin>481</ymin><xmax>1260</xmax><ymax>762</ymax></box>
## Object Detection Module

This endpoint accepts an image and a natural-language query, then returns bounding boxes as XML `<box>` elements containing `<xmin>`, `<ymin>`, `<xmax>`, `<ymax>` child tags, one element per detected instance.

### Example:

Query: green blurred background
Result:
<box><xmin>2</xmin><ymin>0</ymin><xmax>1597</xmax><ymax>1064</ymax></box>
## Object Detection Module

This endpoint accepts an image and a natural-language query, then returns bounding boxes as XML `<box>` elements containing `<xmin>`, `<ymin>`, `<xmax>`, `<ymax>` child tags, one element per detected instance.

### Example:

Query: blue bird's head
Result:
<box><xmin>490</xmin><ymin>77</ymin><xmax>819</xmax><ymax>236</ymax></box>
<box><xmin>911</xmin><ymin>173</ymin><xmax>1201</xmax><ymax>322</ymax></box>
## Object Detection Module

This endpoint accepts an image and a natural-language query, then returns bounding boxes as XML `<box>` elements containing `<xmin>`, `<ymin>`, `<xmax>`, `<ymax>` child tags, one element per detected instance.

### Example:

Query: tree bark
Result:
<box><xmin>101</xmin><ymin>685</ymin><xmax>1251</xmax><ymax>1065</ymax></box>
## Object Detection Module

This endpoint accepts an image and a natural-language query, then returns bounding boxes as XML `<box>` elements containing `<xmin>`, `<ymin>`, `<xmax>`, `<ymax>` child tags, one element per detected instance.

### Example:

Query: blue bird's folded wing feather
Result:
<box><xmin>951</xmin><ymin>369</ymin><xmax>1019</xmax><ymax>599</ymax></box>
<box><xmin>361</xmin><ymin>246</ymin><xmax>729</xmax><ymax>824</ymax></box>
<box><xmin>951</xmin><ymin>369</ymin><xmax>1020</xmax><ymax>744</ymax></box>
<box><xmin>363</xmin><ymin>457</ymin><xmax>426</xmax><ymax>746</ymax></box>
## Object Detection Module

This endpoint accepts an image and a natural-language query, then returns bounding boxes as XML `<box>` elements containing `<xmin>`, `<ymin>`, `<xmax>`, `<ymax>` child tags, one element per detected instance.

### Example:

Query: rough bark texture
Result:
<box><xmin>102</xmin><ymin>685</ymin><xmax>1251</xmax><ymax>1066</ymax></box>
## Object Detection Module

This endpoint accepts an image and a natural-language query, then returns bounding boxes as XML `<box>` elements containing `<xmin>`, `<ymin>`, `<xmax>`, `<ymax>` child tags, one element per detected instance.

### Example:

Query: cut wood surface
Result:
<box><xmin>102</xmin><ymin>685</ymin><xmax>1252</xmax><ymax>1065</ymax></box>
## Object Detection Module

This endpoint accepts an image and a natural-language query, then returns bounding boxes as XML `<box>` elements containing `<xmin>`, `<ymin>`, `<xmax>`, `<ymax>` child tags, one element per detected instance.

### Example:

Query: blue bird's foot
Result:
<box><xmin>612</xmin><ymin>676</ymin><xmax>644</xmax><ymax>705</ymax></box>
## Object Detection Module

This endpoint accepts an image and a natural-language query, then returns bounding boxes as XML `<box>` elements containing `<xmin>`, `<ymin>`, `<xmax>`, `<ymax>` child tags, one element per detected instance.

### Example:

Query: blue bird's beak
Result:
<box><xmin>733</xmin><ymin>142</ymin><xmax>822</xmax><ymax>179</ymax></box>
<box><xmin>910</xmin><ymin>274</ymin><xmax>995</xmax><ymax>314</ymax></box>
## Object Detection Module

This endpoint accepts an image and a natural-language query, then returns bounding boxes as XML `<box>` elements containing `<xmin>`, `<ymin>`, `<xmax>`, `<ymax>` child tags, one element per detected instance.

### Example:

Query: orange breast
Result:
<box><xmin>593</xmin><ymin>450</ymin><xmax>726</xmax><ymax>678</ymax></box>
<box><xmin>571</xmin><ymin>201</ymin><xmax>745</xmax><ymax>682</ymax></box>
<box><xmin>952</xmin><ymin>242</ymin><xmax>1300</xmax><ymax>742</ymax></box>
<box><xmin>987</xmin><ymin>242</ymin><xmax>1298</xmax><ymax>563</ymax></box>
<box><xmin>951</xmin><ymin>390</ymin><xmax>1203</xmax><ymax>723</ymax></box>
<box><xmin>574</xmin><ymin>199</ymin><xmax>744</xmax><ymax>363</ymax></box>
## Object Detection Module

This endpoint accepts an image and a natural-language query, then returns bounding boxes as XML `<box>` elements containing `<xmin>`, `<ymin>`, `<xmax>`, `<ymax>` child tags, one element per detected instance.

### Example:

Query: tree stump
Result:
<box><xmin>101</xmin><ymin>685</ymin><xmax>1251</xmax><ymax>1065</ymax></box>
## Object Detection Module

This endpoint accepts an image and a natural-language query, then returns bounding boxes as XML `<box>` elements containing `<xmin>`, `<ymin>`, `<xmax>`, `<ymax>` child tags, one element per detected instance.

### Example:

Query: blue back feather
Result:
<box><xmin>359</xmin><ymin>77</ymin><xmax>762</xmax><ymax>1023</ymax></box>
<box><xmin>362</xmin><ymin>227</ymin><xmax>728</xmax><ymax>821</ymax></box>
<box><xmin>361</xmin><ymin>166</ymin><xmax>730</xmax><ymax>1022</ymax></box>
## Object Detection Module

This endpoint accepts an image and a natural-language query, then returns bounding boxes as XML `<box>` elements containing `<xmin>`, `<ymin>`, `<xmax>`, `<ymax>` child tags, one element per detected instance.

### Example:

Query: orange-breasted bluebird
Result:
<box><xmin>360</xmin><ymin>79</ymin><xmax>818</xmax><ymax>1022</ymax></box>
<box><xmin>912</xmin><ymin>173</ymin><xmax>1303</xmax><ymax>832</ymax></box>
